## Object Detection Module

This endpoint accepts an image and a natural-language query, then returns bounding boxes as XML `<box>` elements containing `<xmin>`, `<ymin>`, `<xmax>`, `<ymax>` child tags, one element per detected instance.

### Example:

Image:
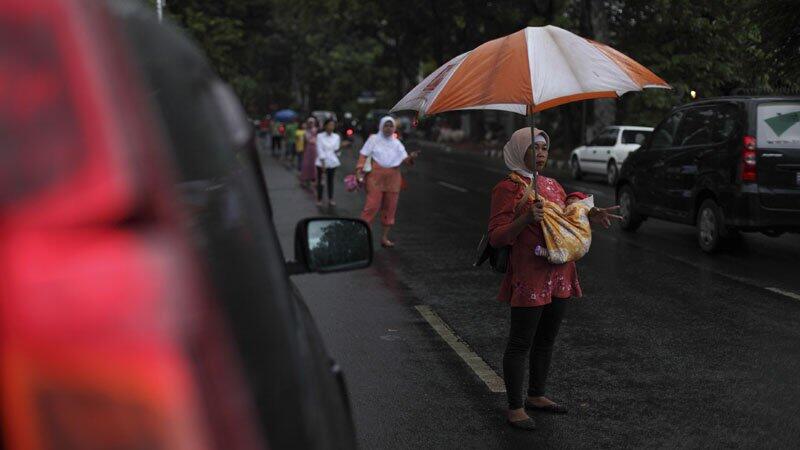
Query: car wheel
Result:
<box><xmin>571</xmin><ymin>156</ymin><xmax>583</xmax><ymax>180</ymax></box>
<box><xmin>618</xmin><ymin>185</ymin><xmax>642</xmax><ymax>231</ymax></box>
<box><xmin>607</xmin><ymin>161</ymin><xmax>619</xmax><ymax>185</ymax></box>
<box><xmin>697</xmin><ymin>199</ymin><xmax>725</xmax><ymax>253</ymax></box>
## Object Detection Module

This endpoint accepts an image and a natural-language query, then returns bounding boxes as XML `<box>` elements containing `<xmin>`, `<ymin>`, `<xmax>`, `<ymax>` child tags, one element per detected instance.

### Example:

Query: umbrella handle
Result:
<box><xmin>526</xmin><ymin>109</ymin><xmax>538</xmax><ymax>197</ymax></box>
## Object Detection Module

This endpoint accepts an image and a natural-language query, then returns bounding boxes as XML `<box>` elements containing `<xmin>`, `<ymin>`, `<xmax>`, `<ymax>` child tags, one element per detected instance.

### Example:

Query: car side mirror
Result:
<box><xmin>287</xmin><ymin>218</ymin><xmax>373</xmax><ymax>275</ymax></box>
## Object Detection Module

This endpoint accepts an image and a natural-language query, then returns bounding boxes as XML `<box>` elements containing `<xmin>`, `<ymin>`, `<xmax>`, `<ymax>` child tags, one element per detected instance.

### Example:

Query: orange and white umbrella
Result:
<box><xmin>391</xmin><ymin>25</ymin><xmax>669</xmax><ymax>116</ymax></box>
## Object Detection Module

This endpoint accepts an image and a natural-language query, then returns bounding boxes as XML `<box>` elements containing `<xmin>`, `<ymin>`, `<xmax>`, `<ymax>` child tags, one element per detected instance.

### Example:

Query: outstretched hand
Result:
<box><xmin>589</xmin><ymin>205</ymin><xmax>624</xmax><ymax>228</ymax></box>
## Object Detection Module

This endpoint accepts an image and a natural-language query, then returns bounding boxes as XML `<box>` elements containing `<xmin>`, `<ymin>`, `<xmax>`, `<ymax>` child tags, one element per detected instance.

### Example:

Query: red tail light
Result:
<box><xmin>741</xmin><ymin>135</ymin><xmax>757</xmax><ymax>183</ymax></box>
<box><xmin>1</xmin><ymin>1</ymin><xmax>262</xmax><ymax>449</ymax></box>
<box><xmin>346</xmin><ymin>128</ymin><xmax>354</xmax><ymax>136</ymax></box>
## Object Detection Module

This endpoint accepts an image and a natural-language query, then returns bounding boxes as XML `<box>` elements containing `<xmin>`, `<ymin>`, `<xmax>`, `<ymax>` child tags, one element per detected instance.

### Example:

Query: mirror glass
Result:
<box><xmin>306</xmin><ymin>219</ymin><xmax>371</xmax><ymax>272</ymax></box>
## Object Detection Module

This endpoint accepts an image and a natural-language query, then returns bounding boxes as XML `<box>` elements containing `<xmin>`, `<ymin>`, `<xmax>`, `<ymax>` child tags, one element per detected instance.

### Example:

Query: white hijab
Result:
<box><xmin>360</xmin><ymin>116</ymin><xmax>408</xmax><ymax>168</ymax></box>
<box><xmin>503</xmin><ymin>127</ymin><xmax>549</xmax><ymax>179</ymax></box>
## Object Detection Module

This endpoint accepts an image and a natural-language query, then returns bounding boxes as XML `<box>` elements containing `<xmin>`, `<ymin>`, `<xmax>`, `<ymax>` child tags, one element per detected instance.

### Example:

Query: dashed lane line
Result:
<box><xmin>414</xmin><ymin>305</ymin><xmax>506</xmax><ymax>393</ymax></box>
<box><xmin>437</xmin><ymin>181</ymin><xmax>469</xmax><ymax>193</ymax></box>
<box><xmin>765</xmin><ymin>287</ymin><xmax>800</xmax><ymax>302</ymax></box>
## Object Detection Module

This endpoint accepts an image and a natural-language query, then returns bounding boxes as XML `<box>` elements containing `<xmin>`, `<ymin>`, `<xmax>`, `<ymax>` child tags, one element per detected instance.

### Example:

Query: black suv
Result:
<box><xmin>616</xmin><ymin>96</ymin><xmax>800</xmax><ymax>252</ymax></box>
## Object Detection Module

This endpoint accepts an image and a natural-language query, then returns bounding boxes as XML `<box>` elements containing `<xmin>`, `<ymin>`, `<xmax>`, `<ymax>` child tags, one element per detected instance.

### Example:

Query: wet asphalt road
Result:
<box><xmin>265</xmin><ymin>139</ymin><xmax>800</xmax><ymax>448</ymax></box>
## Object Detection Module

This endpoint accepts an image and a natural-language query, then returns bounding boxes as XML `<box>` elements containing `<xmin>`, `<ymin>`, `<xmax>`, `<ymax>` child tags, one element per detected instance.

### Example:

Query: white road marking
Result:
<box><xmin>437</xmin><ymin>181</ymin><xmax>469</xmax><ymax>193</ymax></box>
<box><xmin>765</xmin><ymin>287</ymin><xmax>800</xmax><ymax>302</ymax></box>
<box><xmin>414</xmin><ymin>305</ymin><xmax>506</xmax><ymax>393</ymax></box>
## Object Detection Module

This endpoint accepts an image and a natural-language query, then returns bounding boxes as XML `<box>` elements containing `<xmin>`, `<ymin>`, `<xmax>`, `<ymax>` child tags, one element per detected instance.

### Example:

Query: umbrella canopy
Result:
<box><xmin>274</xmin><ymin>109</ymin><xmax>298</xmax><ymax>122</ymax></box>
<box><xmin>391</xmin><ymin>25</ymin><xmax>669</xmax><ymax>116</ymax></box>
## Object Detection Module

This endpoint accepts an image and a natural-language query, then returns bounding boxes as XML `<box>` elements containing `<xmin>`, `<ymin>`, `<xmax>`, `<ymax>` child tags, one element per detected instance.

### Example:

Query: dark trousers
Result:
<box><xmin>271</xmin><ymin>136</ymin><xmax>282</xmax><ymax>156</ymax></box>
<box><xmin>503</xmin><ymin>299</ymin><xmax>568</xmax><ymax>409</ymax></box>
<box><xmin>316</xmin><ymin>167</ymin><xmax>336</xmax><ymax>201</ymax></box>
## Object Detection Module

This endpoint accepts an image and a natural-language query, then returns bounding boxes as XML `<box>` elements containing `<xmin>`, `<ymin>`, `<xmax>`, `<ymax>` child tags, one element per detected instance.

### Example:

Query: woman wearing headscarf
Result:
<box><xmin>356</xmin><ymin>116</ymin><xmax>420</xmax><ymax>248</ymax></box>
<box><xmin>299</xmin><ymin>117</ymin><xmax>318</xmax><ymax>189</ymax></box>
<box><xmin>489</xmin><ymin>127</ymin><xmax>621</xmax><ymax>431</ymax></box>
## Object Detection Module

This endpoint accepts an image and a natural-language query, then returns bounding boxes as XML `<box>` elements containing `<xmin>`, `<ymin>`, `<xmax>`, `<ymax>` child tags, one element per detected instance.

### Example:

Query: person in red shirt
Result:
<box><xmin>489</xmin><ymin>127</ymin><xmax>621</xmax><ymax>430</ymax></box>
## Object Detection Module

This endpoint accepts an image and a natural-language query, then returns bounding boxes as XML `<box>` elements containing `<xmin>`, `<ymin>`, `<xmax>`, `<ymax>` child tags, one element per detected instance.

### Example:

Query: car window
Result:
<box><xmin>712</xmin><ymin>104</ymin><xmax>742</xmax><ymax>143</ymax></box>
<box><xmin>651</xmin><ymin>111</ymin><xmax>683</xmax><ymax>149</ymax></box>
<box><xmin>622</xmin><ymin>130</ymin><xmax>651</xmax><ymax>145</ymax></box>
<box><xmin>591</xmin><ymin>128</ymin><xmax>618</xmax><ymax>146</ymax></box>
<box><xmin>676</xmin><ymin>107</ymin><xmax>715</xmax><ymax>146</ymax></box>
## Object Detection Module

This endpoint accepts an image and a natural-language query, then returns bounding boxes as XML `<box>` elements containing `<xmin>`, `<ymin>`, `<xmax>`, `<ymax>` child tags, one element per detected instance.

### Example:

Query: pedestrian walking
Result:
<box><xmin>488</xmin><ymin>127</ymin><xmax>621</xmax><ymax>431</ymax></box>
<box><xmin>258</xmin><ymin>115</ymin><xmax>271</xmax><ymax>153</ymax></box>
<box><xmin>271</xmin><ymin>120</ymin><xmax>283</xmax><ymax>157</ymax></box>
<box><xmin>300</xmin><ymin>117</ymin><xmax>318</xmax><ymax>189</ymax></box>
<box><xmin>356</xmin><ymin>116</ymin><xmax>420</xmax><ymax>248</ymax></box>
<box><xmin>315</xmin><ymin>119</ymin><xmax>350</xmax><ymax>206</ymax></box>
<box><xmin>284</xmin><ymin>119</ymin><xmax>298</xmax><ymax>163</ymax></box>
<box><xmin>295</xmin><ymin>121</ymin><xmax>306</xmax><ymax>172</ymax></box>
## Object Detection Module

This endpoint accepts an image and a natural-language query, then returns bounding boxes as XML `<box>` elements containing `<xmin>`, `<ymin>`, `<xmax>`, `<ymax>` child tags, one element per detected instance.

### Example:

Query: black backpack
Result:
<box><xmin>473</xmin><ymin>233</ymin><xmax>510</xmax><ymax>273</ymax></box>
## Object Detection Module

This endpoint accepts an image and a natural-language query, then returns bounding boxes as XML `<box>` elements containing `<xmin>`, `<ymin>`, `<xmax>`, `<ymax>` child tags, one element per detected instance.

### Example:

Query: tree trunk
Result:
<box><xmin>579</xmin><ymin>0</ymin><xmax>616</xmax><ymax>140</ymax></box>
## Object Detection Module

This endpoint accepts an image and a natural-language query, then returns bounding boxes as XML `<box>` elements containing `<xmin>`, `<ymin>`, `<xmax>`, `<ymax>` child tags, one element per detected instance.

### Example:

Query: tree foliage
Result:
<box><xmin>154</xmin><ymin>0</ymin><xmax>798</xmax><ymax>133</ymax></box>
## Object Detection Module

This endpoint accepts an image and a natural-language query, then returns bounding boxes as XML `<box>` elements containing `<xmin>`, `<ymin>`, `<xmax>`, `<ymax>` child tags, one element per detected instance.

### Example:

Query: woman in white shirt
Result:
<box><xmin>355</xmin><ymin>116</ymin><xmax>420</xmax><ymax>247</ymax></box>
<box><xmin>315</xmin><ymin>119</ymin><xmax>349</xmax><ymax>206</ymax></box>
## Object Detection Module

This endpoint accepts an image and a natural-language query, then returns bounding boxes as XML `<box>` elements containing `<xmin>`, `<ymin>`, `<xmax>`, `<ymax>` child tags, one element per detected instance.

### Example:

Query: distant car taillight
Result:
<box><xmin>741</xmin><ymin>135</ymin><xmax>757</xmax><ymax>183</ymax></box>
<box><xmin>346</xmin><ymin>128</ymin><xmax>354</xmax><ymax>137</ymax></box>
<box><xmin>0</xmin><ymin>1</ymin><xmax>262</xmax><ymax>449</ymax></box>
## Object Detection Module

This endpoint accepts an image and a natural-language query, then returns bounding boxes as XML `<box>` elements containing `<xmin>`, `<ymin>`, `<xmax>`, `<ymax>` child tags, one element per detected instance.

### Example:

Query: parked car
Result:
<box><xmin>359</xmin><ymin>108</ymin><xmax>390</xmax><ymax>138</ymax></box>
<box><xmin>616</xmin><ymin>96</ymin><xmax>800</xmax><ymax>252</ymax></box>
<box><xmin>570</xmin><ymin>125</ymin><xmax>653</xmax><ymax>185</ymax></box>
<box><xmin>1</xmin><ymin>1</ymin><xmax>368</xmax><ymax>449</ymax></box>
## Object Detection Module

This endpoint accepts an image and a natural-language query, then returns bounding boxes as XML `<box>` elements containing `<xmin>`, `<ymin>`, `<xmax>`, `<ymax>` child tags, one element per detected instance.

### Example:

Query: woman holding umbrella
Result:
<box><xmin>356</xmin><ymin>116</ymin><xmax>420</xmax><ymax>248</ymax></box>
<box><xmin>490</xmin><ymin>127</ymin><xmax>622</xmax><ymax>430</ymax></box>
<box><xmin>388</xmin><ymin>24</ymin><xmax>668</xmax><ymax>430</ymax></box>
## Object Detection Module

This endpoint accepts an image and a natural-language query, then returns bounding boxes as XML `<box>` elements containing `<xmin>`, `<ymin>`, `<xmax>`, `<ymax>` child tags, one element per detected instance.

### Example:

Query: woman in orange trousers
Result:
<box><xmin>356</xmin><ymin>116</ymin><xmax>419</xmax><ymax>247</ymax></box>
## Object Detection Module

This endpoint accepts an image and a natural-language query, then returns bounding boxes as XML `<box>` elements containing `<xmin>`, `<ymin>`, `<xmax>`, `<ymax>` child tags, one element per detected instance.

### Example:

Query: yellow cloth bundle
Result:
<box><xmin>510</xmin><ymin>173</ymin><xmax>593</xmax><ymax>264</ymax></box>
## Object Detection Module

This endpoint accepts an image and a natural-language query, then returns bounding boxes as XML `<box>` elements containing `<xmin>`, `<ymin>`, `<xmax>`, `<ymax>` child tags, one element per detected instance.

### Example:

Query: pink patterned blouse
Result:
<box><xmin>488</xmin><ymin>174</ymin><xmax>583</xmax><ymax>307</ymax></box>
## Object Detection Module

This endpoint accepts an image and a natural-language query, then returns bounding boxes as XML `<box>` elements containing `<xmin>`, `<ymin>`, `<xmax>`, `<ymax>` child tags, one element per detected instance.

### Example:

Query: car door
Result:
<box><xmin>636</xmin><ymin>111</ymin><xmax>684</xmax><ymax>215</ymax></box>
<box><xmin>578</xmin><ymin>132</ymin><xmax>600</xmax><ymax>172</ymax></box>
<box><xmin>597</xmin><ymin>128</ymin><xmax>621</xmax><ymax>170</ymax></box>
<box><xmin>755</xmin><ymin>100</ymin><xmax>800</xmax><ymax>211</ymax></box>
<box><xmin>661</xmin><ymin>106</ymin><xmax>718</xmax><ymax>220</ymax></box>
<box><xmin>584</xmin><ymin>128</ymin><xmax>618</xmax><ymax>173</ymax></box>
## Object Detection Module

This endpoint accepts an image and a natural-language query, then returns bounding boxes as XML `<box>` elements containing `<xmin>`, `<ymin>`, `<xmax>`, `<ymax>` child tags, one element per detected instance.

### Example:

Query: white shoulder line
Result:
<box><xmin>415</xmin><ymin>305</ymin><xmax>506</xmax><ymax>393</ymax></box>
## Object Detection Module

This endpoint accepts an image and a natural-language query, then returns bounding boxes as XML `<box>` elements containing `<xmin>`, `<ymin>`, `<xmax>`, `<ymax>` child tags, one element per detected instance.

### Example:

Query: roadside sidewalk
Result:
<box><xmin>259</xmin><ymin>153</ymin><xmax>522</xmax><ymax>449</ymax></box>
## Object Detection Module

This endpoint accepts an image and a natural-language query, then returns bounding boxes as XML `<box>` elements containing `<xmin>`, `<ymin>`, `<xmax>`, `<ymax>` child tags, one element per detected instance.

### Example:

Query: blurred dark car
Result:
<box><xmin>358</xmin><ymin>109</ymin><xmax>408</xmax><ymax>141</ymax></box>
<box><xmin>359</xmin><ymin>109</ymin><xmax>390</xmax><ymax>138</ymax></box>
<box><xmin>339</xmin><ymin>112</ymin><xmax>358</xmax><ymax>141</ymax></box>
<box><xmin>1</xmin><ymin>1</ymin><xmax>368</xmax><ymax>449</ymax></box>
<box><xmin>616</xmin><ymin>96</ymin><xmax>800</xmax><ymax>252</ymax></box>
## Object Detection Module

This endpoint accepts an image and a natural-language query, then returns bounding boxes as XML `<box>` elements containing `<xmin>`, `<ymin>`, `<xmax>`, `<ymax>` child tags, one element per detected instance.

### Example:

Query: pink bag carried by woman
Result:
<box><xmin>344</xmin><ymin>174</ymin><xmax>361</xmax><ymax>192</ymax></box>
